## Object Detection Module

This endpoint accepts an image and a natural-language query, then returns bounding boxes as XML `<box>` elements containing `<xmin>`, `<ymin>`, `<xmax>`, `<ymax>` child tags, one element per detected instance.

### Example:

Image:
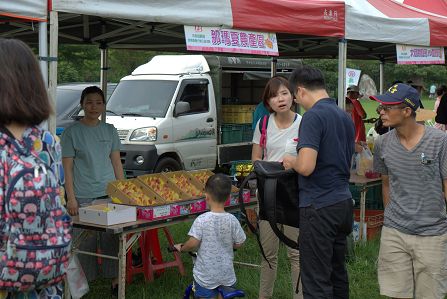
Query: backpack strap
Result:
<box><xmin>263</xmin><ymin>177</ymin><xmax>299</xmax><ymax>250</ymax></box>
<box><xmin>258</xmin><ymin>115</ymin><xmax>269</xmax><ymax>159</ymax></box>
<box><xmin>238</xmin><ymin>173</ymin><xmax>272</xmax><ymax>269</ymax></box>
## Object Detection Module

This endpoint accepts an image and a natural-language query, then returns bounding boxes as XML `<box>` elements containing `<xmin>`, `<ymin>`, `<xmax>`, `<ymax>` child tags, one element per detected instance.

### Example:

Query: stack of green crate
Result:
<box><xmin>221</xmin><ymin>124</ymin><xmax>243</xmax><ymax>144</ymax></box>
<box><xmin>349</xmin><ymin>185</ymin><xmax>383</xmax><ymax>210</ymax></box>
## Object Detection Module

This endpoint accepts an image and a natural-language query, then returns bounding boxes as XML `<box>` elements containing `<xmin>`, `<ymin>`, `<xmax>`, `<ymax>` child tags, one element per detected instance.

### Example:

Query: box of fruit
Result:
<box><xmin>79</xmin><ymin>203</ymin><xmax>136</xmax><ymax>226</ymax></box>
<box><xmin>137</xmin><ymin>174</ymin><xmax>192</xmax><ymax>203</ymax></box>
<box><xmin>107</xmin><ymin>178</ymin><xmax>166</xmax><ymax>206</ymax></box>
<box><xmin>136</xmin><ymin>198</ymin><xmax>207</xmax><ymax>221</ymax></box>
<box><xmin>225</xmin><ymin>189</ymin><xmax>251</xmax><ymax>206</ymax></box>
<box><xmin>188</xmin><ymin>170</ymin><xmax>239</xmax><ymax>193</ymax></box>
<box><xmin>163</xmin><ymin>171</ymin><xmax>205</xmax><ymax>199</ymax></box>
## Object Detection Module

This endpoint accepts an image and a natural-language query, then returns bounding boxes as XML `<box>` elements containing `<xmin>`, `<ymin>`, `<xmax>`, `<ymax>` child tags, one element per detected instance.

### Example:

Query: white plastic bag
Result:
<box><xmin>356</xmin><ymin>145</ymin><xmax>374</xmax><ymax>176</ymax></box>
<box><xmin>67</xmin><ymin>255</ymin><xmax>89</xmax><ymax>299</ymax></box>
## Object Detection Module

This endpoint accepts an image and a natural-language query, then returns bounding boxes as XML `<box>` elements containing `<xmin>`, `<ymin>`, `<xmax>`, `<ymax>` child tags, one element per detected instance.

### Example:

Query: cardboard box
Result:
<box><xmin>136</xmin><ymin>198</ymin><xmax>207</xmax><ymax>221</ymax></box>
<box><xmin>137</xmin><ymin>174</ymin><xmax>192</xmax><ymax>202</ymax></box>
<box><xmin>163</xmin><ymin>171</ymin><xmax>205</xmax><ymax>199</ymax></box>
<box><xmin>78</xmin><ymin>203</ymin><xmax>136</xmax><ymax>226</ymax></box>
<box><xmin>188</xmin><ymin>170</ymin><xmax>239</xmax><ymax>193</ymax></box>
<box><xmin>107</xmin><ymin>178</ymin><xmax>166</xmax><ymax>206</ymax></box>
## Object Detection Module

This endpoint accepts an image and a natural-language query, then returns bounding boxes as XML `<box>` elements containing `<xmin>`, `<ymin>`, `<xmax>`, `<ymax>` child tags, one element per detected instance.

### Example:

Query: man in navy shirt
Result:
<box><xmin>283</xmin><ymin>65</ymin><xmax>355</xmax><ymax>299</ymax></box>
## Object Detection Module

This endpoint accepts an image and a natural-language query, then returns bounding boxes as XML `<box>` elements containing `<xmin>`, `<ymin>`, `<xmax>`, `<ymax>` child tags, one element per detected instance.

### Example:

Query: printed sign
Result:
<box><xmin>184</xmin><ymin>25</ymin><xmax>279</xmax><ymax>56</ymax></box>
<box><xmin>346</xmin><ymin>68</ymin><xmax>361</xmax><ymax>87</ymax></box>
<box><xmin>396</xmin><ymin>44</ymin><xmax>445</xmax><ymax>65</ymax></box>
<box><xmin>153</xmin><ymin>205</ymin><xmax>171</xmax><ymax>218</ymax></box>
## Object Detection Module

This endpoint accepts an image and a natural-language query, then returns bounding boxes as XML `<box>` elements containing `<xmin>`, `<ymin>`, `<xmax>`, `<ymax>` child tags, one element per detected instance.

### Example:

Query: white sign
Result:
<box><xmin>184</xmin><ymin>25</ymin><xmax>279</xmax><ymax>56</ymax></box>
<box><xmin>153</xmin><ymin>205</ymin><xmax>171</xmax><ymax>218</ymax></box>
<box><xmin>346</xmin><ymin>68</ymin><xmax>361</xmax><ymax>88</ymax></box>
<box><xmin>396</xmin><ymin>44</ymin><xmax>445</xmax><ymax>65</ymax></box>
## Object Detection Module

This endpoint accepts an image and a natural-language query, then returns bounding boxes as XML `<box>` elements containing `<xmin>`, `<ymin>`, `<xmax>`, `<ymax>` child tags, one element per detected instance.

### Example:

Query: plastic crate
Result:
<box><xmin>349</xmin><ymin>185</ymin><xmax>383</xmax><ymax>210</ymax></box>
<box><xmin>242</xmin><ymin>124</ymin><xmax>253</xmax><ymax>142</ymax></box>
<box><xmin>221</xmin><ymin>124</ymin><xmax>243</xmax><ymax>144</ymax></box>
<box><xmin>354</xmin><ymin>209</ymin><xmax>384</xmax><ymax>240</ymax></box>
<box><xmin>230</xmin><ymin>160</ymin><xmax>253</xmax><ymax>177</ymax></box>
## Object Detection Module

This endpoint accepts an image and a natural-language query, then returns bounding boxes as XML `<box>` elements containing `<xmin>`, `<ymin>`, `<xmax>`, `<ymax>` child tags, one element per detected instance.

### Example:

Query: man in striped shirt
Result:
<box><xmin>372</xmin><ymin>83</ymin><xmax>447</xmax><ymax>299</ymax></box>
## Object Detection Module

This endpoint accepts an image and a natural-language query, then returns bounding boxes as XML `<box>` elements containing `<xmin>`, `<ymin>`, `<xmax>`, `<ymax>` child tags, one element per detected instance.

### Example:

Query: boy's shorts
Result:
<box><xmin>378</xmin><ymin>226</ymin><xmax>447</xmax><ymax>298</ymax></box>
<box><xmin>193</xmin><ymin>280</ymin><xmax>237</xmax><ymax>298</ymax></box>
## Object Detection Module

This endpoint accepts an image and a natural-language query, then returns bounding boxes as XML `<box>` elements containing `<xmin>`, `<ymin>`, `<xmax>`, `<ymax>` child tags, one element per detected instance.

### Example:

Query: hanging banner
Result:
<box><xmin>346</xmin><ymin>68</ymin><xmax>361</xmax><ymax>87</ymax></box>
<box><xmin>184</xmin><ymin>25</ymin><xmax>279</xmax><ymax>56</ymax></box>
<box><xmin>396</xmin><ymin>44</ymin><xmax>445</xmax><ymax>65</ymax></box>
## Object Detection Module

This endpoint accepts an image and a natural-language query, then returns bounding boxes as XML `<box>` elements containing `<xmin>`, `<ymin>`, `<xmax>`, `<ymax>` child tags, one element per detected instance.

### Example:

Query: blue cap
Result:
<box><xmin>370</xmin><ymin>83</ymin><xmax>420</xmax><ymax>111</ymax></box>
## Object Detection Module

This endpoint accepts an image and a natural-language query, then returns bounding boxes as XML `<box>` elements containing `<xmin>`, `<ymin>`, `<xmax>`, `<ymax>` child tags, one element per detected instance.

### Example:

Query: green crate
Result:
<box><xmin>349</xmin><ymin>185</ymin><xmax>383</xmax><ymax>210</ymax></box>
<box><xmin>221</xmin><ymin>124</ymin><xmax>243</xmax><ymax>144</ymax></box>
<box><xmin>242</xmin><ymin>124</ymin><xmax>253</xmax><ymax>142</ymax></box>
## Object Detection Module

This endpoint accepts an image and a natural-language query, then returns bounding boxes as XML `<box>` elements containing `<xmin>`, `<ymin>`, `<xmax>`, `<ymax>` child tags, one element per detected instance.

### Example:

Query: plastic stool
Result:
<box><xmin>125</xmin><ymin>232</ymin><xmax>149</xmax><ymax>284</ymax></box>
<box><xmin>146</xmin><ymin>227</ymin><xmax>185</xmax><ymax>282</ymax></box>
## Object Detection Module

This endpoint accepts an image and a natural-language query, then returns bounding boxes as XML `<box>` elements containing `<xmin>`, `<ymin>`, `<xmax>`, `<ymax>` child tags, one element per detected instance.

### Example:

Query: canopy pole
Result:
<box><xmin>379</xmin><ymin>59</ymin><xmax>385</xmax><ymax>94</ymax></box>
<box><xmin>337</xmin><ymin>39</ymin><xmax>347</xmax><ymax>110</ymax></box>
<box><xmin>270</xmin><ymin>57</ymin><xmax>277</xmax><ymax>77</ymax></box>
<box><xmin>100</xmin><ymin>43</ymin><xmax>109</xmax><ymax>122</ymax></box>
<box><xmin>38</xmin><ymin>22</ymin><xmax>48</xmax><ymax>86</ymax></box>
<box><xmin>48</xmin><ymin>11</ymin><xmax>58</xmax><ymax>135</ymax></box>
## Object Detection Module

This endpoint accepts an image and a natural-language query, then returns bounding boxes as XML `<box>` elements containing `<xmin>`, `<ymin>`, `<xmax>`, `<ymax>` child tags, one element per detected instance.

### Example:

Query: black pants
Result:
<box><xmin>299</xmin><ymin>199</ymin><xmax>353</xmax><ymax>299</ymax></box>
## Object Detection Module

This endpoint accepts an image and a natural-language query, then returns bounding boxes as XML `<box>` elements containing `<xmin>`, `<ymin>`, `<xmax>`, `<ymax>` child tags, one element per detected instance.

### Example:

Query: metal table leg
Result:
<box><xmin>359</xmin><ymin>187</ymin><xmax>367</xmax><ymax>241</ymax></box>
<box><xmin>118</xmin><ymin>233</ymin><xmax>127</xmax><ymax>299</ymax></box>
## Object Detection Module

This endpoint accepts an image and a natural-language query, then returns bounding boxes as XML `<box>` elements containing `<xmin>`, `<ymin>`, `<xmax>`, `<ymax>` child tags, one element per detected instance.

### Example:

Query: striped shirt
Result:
<box><xmin>374</xmin><ymin>126</ymin><xmax>447</xmax><ymax>236</ymax></box>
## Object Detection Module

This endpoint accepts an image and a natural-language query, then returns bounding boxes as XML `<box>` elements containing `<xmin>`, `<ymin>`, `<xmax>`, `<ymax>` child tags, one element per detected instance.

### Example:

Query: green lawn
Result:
<box><xmin>84</xmin><ymin>221</ymin><xmax>385</xmax><ymax>299</ymax></box>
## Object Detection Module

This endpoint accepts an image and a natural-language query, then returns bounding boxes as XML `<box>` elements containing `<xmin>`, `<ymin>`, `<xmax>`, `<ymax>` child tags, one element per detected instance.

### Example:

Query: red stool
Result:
<box><xmin>125</xmin><ymin>228</ymin><xmax>185</xmax><ymax>283</ymax></box>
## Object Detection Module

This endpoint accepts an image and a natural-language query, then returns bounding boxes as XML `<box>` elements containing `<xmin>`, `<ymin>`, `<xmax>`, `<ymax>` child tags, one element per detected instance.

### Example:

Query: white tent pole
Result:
<box><xmin>379</xmin><ymin>59</ymin><xmax>385</xmax><ymax>94</ymax></box>
<box><xmin>48</xmin><ymin>11</ymin><xmax>58</xmax><ymax>135</ymax></box>
<box><xmin>100</xmin><ymin>44</ymin><xmax>109</xmax><ymax>122</ymax></box>
<box><xmin>38</xmin><ymin>22</ymin><xmax>48</xmax><ymax>86</ymax></box>
<box><xmin>338</xmin><ymin>39</ymin><xmax>347</xmax><ymax>110</ymax></box>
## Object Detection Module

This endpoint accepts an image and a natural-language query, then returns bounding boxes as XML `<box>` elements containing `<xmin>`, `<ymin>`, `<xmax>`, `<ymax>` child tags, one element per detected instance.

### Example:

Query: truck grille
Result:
<box><xmin>117</xmin><ymin>129</ymin><xmax>129</xmax><ymax>141</ymax></box>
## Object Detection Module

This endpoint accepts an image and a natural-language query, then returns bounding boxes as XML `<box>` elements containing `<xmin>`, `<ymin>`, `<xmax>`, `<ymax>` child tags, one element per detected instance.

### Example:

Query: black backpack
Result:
<box><xmin>239</xmin><ymin>160</ymin><xmax>300</xmax><ymax>255</ymax></box>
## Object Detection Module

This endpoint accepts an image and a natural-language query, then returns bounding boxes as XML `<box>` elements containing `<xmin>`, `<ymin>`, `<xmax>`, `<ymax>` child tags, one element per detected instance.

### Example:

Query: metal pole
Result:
<box><xmin>48</xmin><ymin>11</ymin><xmax>58</xmax><ymax>135</ymax></box>
<box><xmin>100</xmin><ymin>44</ymin><xmax>108</xmax><ymax>122</ymax></box>
<box><xmin>270</xmin><ymin>57</ymin><xmax>277</xmax><ymax>77</ymax></box>
<box><xmin>337</xmin><ymin>39</ymin><xmax>347</xmax><ymax>110</ymax></box>
<box><xmin>379</xmin><ymin>60</ymin><xmax>385</xmax><ymax>94</ymax></box>
<box><xmin>38</xmin><ymin>22</ymin><xmax>48</xmax><ymax>86</ymax></box>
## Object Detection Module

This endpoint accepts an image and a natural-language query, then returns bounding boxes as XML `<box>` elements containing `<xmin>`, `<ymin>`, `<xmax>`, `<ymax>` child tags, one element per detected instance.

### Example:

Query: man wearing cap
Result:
<box><xmin>371</xmin><ymin>83</ymin><xmax>447</xmax><ymax>299</ymax></box>
<box><xmin>346</xmin><ymin>85</ymin><xmax>367</xmax><ymax>144</ymax></box>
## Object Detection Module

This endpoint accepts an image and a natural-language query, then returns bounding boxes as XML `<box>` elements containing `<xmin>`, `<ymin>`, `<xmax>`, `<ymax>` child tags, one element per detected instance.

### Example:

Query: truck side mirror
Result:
<box><xmin>174</xmin><ymin>101</ymin><xmax>190</xmax><ymax>116</ymax></box>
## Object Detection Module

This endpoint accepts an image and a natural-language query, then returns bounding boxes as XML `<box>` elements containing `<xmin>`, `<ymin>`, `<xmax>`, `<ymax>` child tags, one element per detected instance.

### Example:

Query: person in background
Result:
<box><xmin>430</xmin><ymin>83</ymin><xmax>437</xmax><ymax>99</ymax></box>
<box><xmin>371</xmin><ymin>83</ymin><xmax>447</xmax><ymax>299</ymax></box>
<box><xmin>434</xmin><ymin>85</ymin><xmax>447</xmax><ymax>131</ymax></box>
<box><xmin>407</xmin><ymin>78</ymin><xmax>425</xmax><ymax>108</ymax></box>
<box><xmin>61</xmin><ymin>86</ymin><xmax>124</xmax><ymax>294</ymax></box>
<box><xmin>346</xmin><ymin>85</ymin><xmax>367</xmax><ymax>152</ymax></box>
<box><xmin>0</xmin><ymin>38</ymin><xmax>68</xmax><ymax>299</ymax></box>
<box><xmin>283</xmin><ymin>65</ymin><xmax>354</xmax><ymax>299</ymax></box>
<box><xmin>252</xmin><ymin>101</ymin><xmax>270</xmax><ymax>130</ymax></box>
<box><xmin>252</xmin><ymin>76</ymin><xmax>302</xmax><ymax>299</ymax></box>
<box><xmin>174</xmin><ymin>174</ymin><xmax>246</xmax><ymax>299</ymax></box>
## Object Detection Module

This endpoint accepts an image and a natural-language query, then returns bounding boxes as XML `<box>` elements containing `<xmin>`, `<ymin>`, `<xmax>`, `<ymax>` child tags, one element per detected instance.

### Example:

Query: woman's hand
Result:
<box><xmin>282</xmin><ymin>155</ymin><xmax>296</xmax><ymax>170</ymax></box>
<box><xmin>67</xmin><ymin>198</ymin><xmax>79</xmax><ymax>216</ymax></box>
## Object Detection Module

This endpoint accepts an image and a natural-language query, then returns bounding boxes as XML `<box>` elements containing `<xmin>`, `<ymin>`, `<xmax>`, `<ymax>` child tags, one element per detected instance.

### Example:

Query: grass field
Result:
<box><xmin>84</xmin><ymin>221</ymin><xmax>386</xmax><ymax>299</ymax></box>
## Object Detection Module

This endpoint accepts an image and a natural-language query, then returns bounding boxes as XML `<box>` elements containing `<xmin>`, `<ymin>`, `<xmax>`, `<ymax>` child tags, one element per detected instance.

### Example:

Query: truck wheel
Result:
<box><xmin>154</xmin><ymin>157</ymin><xmax>181</xmax><ymax>173</ymax></box>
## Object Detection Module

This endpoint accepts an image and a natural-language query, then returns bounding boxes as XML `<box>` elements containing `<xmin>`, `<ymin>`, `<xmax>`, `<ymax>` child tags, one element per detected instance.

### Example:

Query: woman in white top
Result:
<box><xmin>252</xmin><ymin>76</ymin><xmax>303</xmax><ymax>299</ymax></box>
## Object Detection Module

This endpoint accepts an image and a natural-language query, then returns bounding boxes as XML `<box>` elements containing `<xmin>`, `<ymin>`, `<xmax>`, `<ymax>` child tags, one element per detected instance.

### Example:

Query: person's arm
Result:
<box><xmin>352</xmin><ymin>99</ymin><xmax>367</xmax><ymax>119</ymax></box>
<box><xmin>251</xmin><ymin>118</ymin><xmax>263</xmax><ymax>161</ymax></box>
<box><xmin>110</xmin><ymin>150</ymin><xmax>124</xmax><ymax>180</ymax></box>
<box><xmin>174</xmin><ymin>236</ymin><xmax>201</xmax><ymax>252</ymax></box>
<box><xmin>381</xmin><ymin>175</ymin><xmax>390</xmax><ymax>207</ymax></box>
<box><xmin>443</xmin><ymin>180</ymin><xmax>447</xmax><ymax>203</ymax></box>
<box><xmin>62</xmin><ymin>157</ymin><xmax>78</xmax><ymax>216</ymax></box>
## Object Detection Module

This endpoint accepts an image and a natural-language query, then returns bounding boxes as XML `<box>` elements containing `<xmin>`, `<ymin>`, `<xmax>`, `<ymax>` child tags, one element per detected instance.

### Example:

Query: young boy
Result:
<box><xmin>174</xmin><ymin>174</ymin><xmax>246</xmax><ymax>299</ymax></box>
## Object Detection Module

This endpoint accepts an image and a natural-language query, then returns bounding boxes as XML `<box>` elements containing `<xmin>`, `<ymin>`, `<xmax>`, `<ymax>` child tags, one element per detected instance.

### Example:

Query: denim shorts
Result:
<box><xmin>193</xmin><ymin>280</ymin><xmax>237</xmax><ymax>298</ymax></box>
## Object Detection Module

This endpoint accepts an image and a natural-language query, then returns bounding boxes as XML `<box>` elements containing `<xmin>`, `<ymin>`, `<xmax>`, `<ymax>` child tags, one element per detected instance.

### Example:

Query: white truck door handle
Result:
<box><xmin>206</xmin><ymin>117</ymin><xmax>214</xmax><ymax>123</ymax></box>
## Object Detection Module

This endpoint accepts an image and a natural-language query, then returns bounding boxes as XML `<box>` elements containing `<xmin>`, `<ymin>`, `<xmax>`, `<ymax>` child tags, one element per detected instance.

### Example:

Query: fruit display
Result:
<box><xmin>107</xmin><ymin>179</ymin><xmax>163</xmax><ymax>206</ymax></box>
<box><xmin>138</xmin><ymin>175</ymin><xmax>190</xmax><ymax>202</ymax></box>
<box><xmin>164</xmin><ymin>172</ymin><xmax>205</xmax><ymax>198</ymax></box>
<box><xmin>189</xmin><ymin>170</ymin><xmax>239</xmax><ymax>193</ymax></box>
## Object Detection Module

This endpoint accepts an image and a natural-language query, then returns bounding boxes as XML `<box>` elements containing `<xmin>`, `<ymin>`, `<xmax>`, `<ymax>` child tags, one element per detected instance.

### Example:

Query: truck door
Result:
<box><xmin>172</xmin><ymin>79</ymin><xmax>217</xmax><ymax>170</ymax></box>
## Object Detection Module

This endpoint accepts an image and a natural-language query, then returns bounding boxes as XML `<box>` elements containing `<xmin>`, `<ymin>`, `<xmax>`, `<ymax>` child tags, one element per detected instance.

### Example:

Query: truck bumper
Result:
<box><xmin>120</xmin><ymin>144</ymin><xmax>159</xmax><ymax>177</ymax></box>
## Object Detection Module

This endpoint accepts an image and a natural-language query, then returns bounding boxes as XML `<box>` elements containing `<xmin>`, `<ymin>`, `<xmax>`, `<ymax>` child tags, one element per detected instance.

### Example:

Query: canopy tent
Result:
<box><xmin>0</xmin><ymin>1</ymin><xmax>47</xmax><ymax>21</ymax></box>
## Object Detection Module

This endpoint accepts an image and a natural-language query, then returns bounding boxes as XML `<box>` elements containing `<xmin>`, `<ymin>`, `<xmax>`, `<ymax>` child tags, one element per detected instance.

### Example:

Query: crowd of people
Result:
<box><xmin>0</xmin><ymin>37</ymin><xmax>446</xmax><ymax>299</ymax></box>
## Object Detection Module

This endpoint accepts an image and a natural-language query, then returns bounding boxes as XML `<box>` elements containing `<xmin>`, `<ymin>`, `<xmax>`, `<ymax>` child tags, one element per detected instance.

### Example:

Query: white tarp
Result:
<box><xmin>0</xmin><ymin>0</ymin><xmax>47</xmax><ymax>21</ymax></box>
<box><xmin>53</xmin><ymin>0</ymin><xmax>233</xmax><ymax>28</ymax></box>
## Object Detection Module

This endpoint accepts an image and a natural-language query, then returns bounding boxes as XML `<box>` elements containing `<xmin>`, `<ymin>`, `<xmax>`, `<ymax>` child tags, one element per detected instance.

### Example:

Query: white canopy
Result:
<box><xmin>0</xmin><ymin>0</ymin><xmax>47</xmax><ymax>21</ymax></box>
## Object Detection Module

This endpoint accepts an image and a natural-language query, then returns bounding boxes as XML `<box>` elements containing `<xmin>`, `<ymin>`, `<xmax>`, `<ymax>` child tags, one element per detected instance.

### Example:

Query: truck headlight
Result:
<box><xmin>129</xmin><ymin>127</ymin><xmax>157</xmax><ymax>142</ymax></box>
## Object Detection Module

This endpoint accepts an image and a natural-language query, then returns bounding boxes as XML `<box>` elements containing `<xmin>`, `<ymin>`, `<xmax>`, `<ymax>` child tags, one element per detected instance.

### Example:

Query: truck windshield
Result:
<box><xmin>106</xmin><ymin>80</ymin><xmax>178</xmax><ymax>117</ymax></box>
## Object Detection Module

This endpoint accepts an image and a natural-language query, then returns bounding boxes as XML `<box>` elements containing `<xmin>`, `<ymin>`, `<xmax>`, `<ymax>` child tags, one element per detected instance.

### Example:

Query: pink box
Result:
<box><xmin>136</xmin><ymin>198</ymin><xmax>207</xmax><ymax>221</ymax></box>
<box><xmin>224</xmin><ymin>189</ymin><xmax>250</xmax><ymax>207</ymax></box>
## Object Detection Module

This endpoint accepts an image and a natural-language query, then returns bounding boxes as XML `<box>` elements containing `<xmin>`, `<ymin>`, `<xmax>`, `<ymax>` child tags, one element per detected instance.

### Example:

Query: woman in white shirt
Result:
<box><xmin>252</xmin><ymin>76</ymin><xmax>302</xmax><ymax>299</ymax></box>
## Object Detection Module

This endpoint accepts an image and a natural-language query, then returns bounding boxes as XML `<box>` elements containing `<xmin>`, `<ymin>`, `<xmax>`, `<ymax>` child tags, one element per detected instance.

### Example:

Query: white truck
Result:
<box><xmin>106</xmin><ymin>55</ymin><xmax>301</xmax><ymax>177</ymax></box>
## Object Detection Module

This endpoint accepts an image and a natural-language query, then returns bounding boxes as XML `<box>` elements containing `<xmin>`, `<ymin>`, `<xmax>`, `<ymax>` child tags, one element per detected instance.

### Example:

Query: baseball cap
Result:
<box><xmin>369</xmin><ymin>83</ymin><xmax>420</xmax><ymax>111</ymax></box>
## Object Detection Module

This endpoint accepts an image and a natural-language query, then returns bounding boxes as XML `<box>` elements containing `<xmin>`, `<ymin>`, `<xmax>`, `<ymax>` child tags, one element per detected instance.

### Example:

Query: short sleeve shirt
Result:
<box><xmin>297</xmin><ymin>99</ymin><xmax>355</xmax><ymax>209</ymax></box>
<box><xmin>60</xmin><ymin>121</ymin><xmax>120</xmax><ymax>199</ymax></box>
<box><xmin>373</xmin><ymin>126</ymin><xmax>447</xmax><ymax>235</ymax></box>
<box><xmin>252</xmin><ymin>113</ymin><xmax>302</xmax><ymax>162</ymax></box>
<box><xmin>188</xmin><ymin>212</ymin><xmax>246</xmax><ymax>289</ymax></box>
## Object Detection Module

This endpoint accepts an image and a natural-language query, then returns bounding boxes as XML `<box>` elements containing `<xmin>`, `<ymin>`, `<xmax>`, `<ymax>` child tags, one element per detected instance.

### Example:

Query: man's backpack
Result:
<box><xmin>239</xmin><ymin>160</ymin><xmax>299</xmax><ymax>254</ymax></box>
<box><xmin>0</xmin><ymin>127</ymin><xmax>72</xmax><ymax>292</ymax></box>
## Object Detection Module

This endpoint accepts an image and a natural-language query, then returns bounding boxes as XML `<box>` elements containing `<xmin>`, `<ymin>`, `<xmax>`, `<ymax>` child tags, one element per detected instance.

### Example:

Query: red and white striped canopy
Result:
<box><xmin>0</xmin><ymin>0</ymin><xmax>47</xmax><ymax>21</ymax></box>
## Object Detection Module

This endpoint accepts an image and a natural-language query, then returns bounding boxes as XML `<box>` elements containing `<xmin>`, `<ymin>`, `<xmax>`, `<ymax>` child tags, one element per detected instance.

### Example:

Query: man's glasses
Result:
<box><xmin>376</xmin><ymin>105</ymin><xmax>407</xmax><ymax>114</ymax></box>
